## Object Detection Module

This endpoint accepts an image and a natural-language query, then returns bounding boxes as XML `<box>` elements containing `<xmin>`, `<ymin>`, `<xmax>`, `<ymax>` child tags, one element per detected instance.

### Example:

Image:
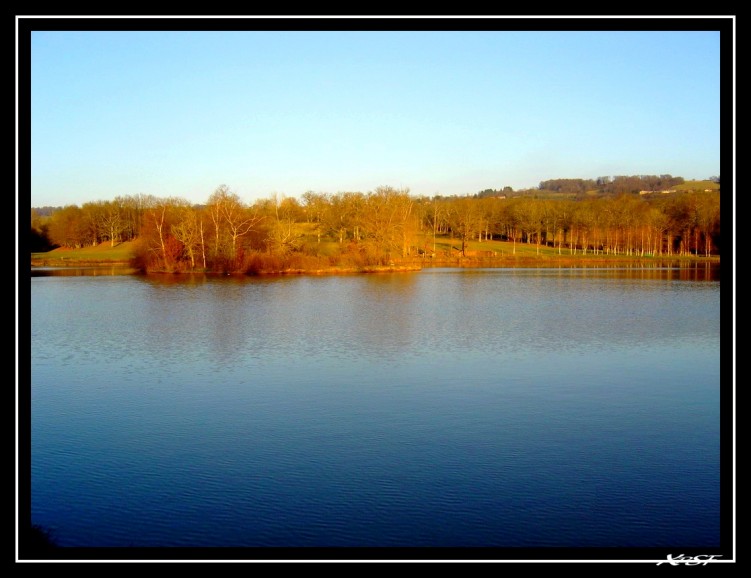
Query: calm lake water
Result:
<box><xmin>28</xmin><ymin>266</ymin><xmax>721</xmax><ymax>553</ymax></box>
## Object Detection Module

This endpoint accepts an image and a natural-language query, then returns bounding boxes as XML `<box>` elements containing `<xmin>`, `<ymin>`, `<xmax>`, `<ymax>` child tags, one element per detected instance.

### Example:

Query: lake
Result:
<box><xmin>27</xmin><ymin>266</ymin><xmax>722</xmax><ymax>557</ymax></box>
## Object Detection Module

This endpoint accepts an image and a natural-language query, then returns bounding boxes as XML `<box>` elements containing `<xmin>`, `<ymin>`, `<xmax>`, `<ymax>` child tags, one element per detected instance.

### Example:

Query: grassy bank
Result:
<box><xmin>31</xmin><ymin>238</ymin><xmax>719</xmax><ymax>273</ymax></box>
<box><xmin>31</xmin><ymin>241</ymin><xmax>137</xmax><ymax>266</ymax></box>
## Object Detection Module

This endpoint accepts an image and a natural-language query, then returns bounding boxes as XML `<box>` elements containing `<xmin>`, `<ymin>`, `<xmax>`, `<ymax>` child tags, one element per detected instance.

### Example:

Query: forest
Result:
<box><xmin>30</xmin><ymin>176</ymin><xmax>721</xmax><ymax>274</ymax></box>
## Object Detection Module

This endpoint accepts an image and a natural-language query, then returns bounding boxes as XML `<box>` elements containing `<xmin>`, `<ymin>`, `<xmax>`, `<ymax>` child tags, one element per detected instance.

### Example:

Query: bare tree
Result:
<box><xmin>267</xmin><ymin>193</ymin><xmax>304</xmax><ymax>255</ymax></box>
<box><xmin>171</xmin><ymin>207</ymin><xmax>203</xmax><ymax>269</ymax></box>
<box><xmin>207</xmin><ymin>185</ymin><xmax>264</xmax><ymax>266</ymax></box>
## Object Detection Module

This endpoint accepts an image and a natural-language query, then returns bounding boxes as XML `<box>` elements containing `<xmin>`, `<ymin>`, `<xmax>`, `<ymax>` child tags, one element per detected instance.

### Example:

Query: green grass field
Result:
<box><xmin>32</xmin><ymin>241</ymin><xmax>137</xmax><ymax>263</ymax></box>
<box><xmin>426</xmin><ymin>235</ymin><xmax>594</xmax><ymax>258</ymax></box>
<box><xmin>670</xmin><ymin>180</ymin><xmax>720</xmax><ymax>192</ymax></box>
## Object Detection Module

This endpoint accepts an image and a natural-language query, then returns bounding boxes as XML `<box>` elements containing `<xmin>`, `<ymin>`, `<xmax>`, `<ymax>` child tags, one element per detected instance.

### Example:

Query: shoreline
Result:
<box><xmin>30</xmin><ymin>255</ymin><xmax>720</xmax><ymax>276</ymax></box>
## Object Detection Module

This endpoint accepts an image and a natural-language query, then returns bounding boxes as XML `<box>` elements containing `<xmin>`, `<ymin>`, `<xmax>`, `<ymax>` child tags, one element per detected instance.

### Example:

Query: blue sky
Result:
<box><xmin>28</xmin><ymin>23</ymin><xmax>723</xmax><ymax>207</ymax></box>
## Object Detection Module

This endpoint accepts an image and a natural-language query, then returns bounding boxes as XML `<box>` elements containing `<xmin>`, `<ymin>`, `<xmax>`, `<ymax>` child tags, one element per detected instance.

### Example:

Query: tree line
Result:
<box><xmin>31</xmin><ymin>183</ymin><xmax>721</xmax><ymax>273</ymax></box>
<box><xmin>537</xmin><ymin>174</ymin><xmax>688</xmax><ymax>196</ymax></box>
<box><xmin>475</xmin><ymin>174</ymin><xmax>719</xmax><ymax>199</ymax></box>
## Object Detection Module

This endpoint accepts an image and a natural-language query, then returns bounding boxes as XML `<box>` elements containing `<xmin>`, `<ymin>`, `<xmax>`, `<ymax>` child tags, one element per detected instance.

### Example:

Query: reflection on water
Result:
<box><xmin>29</xmin><ymin>266</ymin><xmax>721</xmax><ymax>550</ymax></box>
<box><xmin>30</xmin><ymin>262</ymin><xmax>720</xmax><ymax>282</ymax></box>
<box><xmin>425</xmin><ymin>263</ymin><xmax>720</xmax><ymax>282</ymax></box>
<box><xmin>31</xmin><ymin>266</ymin><xmax>139</xmax><ymax>277</ymax></box>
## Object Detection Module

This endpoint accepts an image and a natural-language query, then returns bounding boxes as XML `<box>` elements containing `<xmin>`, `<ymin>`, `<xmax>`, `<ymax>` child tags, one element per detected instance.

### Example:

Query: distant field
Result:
<box><xmin>426</xmin><ymin>236</ymin><xmax>607</xmax><ymax>258</ymax></box>
<box><xmin>429</xmin><ymin>237</ymin><xmax>540</xmax><ymax>256</ymax></box>
<box><xmin>31</xmin><ymin>241</ymin><xmax>137</xmax><ymax>263</ymax></box>
<box><xmin>671</xmin><ymin>180</ymin><xmax>720</xmax><ymax>192</ymax></box>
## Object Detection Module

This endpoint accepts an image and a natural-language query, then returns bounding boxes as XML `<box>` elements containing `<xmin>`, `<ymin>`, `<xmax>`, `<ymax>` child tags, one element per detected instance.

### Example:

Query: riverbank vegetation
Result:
<box><xmin>30</xmin><ymin>176</ymin><xmax>721</xmax><ymax>274</ymax></box>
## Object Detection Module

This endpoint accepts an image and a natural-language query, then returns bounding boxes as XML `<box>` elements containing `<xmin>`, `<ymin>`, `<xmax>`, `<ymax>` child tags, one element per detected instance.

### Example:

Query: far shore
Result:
<box><xmin>31</xmin><ymin>254</ymin><xmax>720</xmax><ymax>276</ymax></box>
<box><xmin>30</xmin><ymin>238</ymin><xmax>720</xmax><ymax>276</ymax></box>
